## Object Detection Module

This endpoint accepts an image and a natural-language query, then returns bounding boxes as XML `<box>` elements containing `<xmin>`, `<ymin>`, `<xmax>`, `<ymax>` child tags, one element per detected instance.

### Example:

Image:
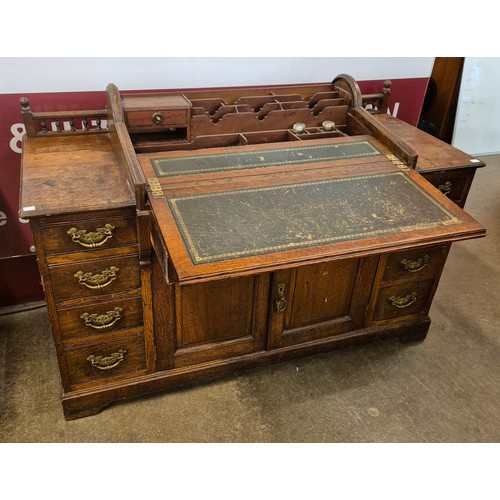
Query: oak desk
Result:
<box><xmin>19</xmin><ymin>75</ymin><xmax>485</xmax><ymax>419</ymax></box>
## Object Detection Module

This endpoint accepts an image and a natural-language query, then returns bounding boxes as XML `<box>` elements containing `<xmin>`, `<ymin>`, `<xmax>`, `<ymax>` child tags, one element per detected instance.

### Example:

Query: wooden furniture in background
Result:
<box><xmin>19</xmin><ymin>74</ymin><xmax>485</xmax><ymax>419</ymax></box>
<box><xmin>424</xmin><ymin>57</ymin><xmax>465</xmax><ymax>143</ymax></box>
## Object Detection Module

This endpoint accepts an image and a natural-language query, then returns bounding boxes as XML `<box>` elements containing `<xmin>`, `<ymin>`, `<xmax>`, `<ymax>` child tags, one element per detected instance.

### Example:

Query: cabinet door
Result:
<box><xmin>268</xmin><ymin>257</ymin><xmax>378</xmax><ymax>349</ymax></box>
<box><xmin>173</xmin><ymin>274</ymin><xmax>269</xmax><ymax>368</ymax></box>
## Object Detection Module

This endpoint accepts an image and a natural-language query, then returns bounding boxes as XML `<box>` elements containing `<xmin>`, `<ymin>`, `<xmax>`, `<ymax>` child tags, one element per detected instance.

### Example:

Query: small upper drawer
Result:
<box><xmin>57</xmin><ymin>295</ymin><xmax>143</xmax><ymax>341</ymax></box>
<box><xmin>422</xmin><ymin>169</ymin><xmax>474</xmax><ymax>206</ymax></box>
<box><xmin>64</xmin><ymin>330</ymin><xmax>146</xmax><ymax>390</ymax></box>
<box><xmin>381</xmin><ymin>245</ymin><xmax>449</xmax><ymax>284</ymax></box>
<box><xmin>49</xmin><ymin>254</ymin><xmax>140</xmax><ymax>301</ymax></box>
<box><xmin>126</xmin><ymin>109</ymin><xmax>188</xmax><ymax>130</ymax></box>
<box><xmin>41</xmin><ymin>217</ymin><xmax>137</xmax><ymax>255</ymax></box>
<box><xmin>123</xmin><ymin>94</ymin><xmax>191</xmax><ymax>131</ymax></box>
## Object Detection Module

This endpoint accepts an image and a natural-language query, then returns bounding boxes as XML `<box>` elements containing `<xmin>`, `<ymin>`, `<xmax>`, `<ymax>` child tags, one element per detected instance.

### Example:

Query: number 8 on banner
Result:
<box><xmin>10</xmin><ymin>123</ymin><xmax>26</xmax><ymax>154</ymax></box>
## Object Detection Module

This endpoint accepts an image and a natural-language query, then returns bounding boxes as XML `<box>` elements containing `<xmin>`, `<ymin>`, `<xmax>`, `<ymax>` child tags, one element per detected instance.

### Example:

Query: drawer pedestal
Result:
<box><xmin>30</xmin><ymin>210</ymin><xmax>153</xmax><ymax>399</ymax></box>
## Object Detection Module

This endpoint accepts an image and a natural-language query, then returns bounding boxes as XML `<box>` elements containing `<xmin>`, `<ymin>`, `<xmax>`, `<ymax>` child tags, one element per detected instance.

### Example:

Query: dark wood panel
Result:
<box><xmin>426</xmin><ymin>57</ymin><xmax>464</xmax><ymax>142</ymax></box>
<box><xmin>178</xmin><ymin>277</ymin><xmax>254</xmax><ymax>348</ymax></box>
<box><xmin>289</xmin><ymin>259</ymin><xmax>359</xmax><ymax>328</ymax></box>
<box><xmin>173</xmin><ymin>274</ymin><xmax>269</xmax><ymax>367</ymax></box>
<box><xmin>268</xmin><ymin>256</ymin><xmax>378</xmax><ymax>349</ymax></box>
<box><xmin>152</xmin><ymin>251</ymin><xmax>176</xmax><ymax>371</ymax></box>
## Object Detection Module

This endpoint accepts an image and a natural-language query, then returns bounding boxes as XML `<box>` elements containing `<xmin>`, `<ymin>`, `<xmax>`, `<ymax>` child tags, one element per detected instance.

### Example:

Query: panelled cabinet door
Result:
<box><xmin>268</xmin><ymin>257</ymin><xmax>378</xmax><ymax>349</ymax></box>
<box><xmin>173</xmin><ymin>274</ymin><xmax>269</xmax><ymax>368</ymax></box>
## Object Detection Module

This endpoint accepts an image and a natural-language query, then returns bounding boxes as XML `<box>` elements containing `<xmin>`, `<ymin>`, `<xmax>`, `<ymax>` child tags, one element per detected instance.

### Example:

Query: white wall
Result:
<box><xmin>452</xmin><ymin>57</ymin><xmax>500</xmax><ymax>156</ymax></box>
<box><xmin>0</xmin><ymin>57</ymin><xmax>434</xmax><ymax>94</ymax></box>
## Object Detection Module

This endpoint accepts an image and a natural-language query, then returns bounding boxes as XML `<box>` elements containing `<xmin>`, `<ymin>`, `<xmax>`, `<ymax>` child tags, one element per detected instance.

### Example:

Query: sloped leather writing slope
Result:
<box><xmin>166</xmin><ymin>171</ymin><xmax>462</xmax><ymax>264</ymax></box>
<box><xmin>151</xmin><ymin>140</ymin><xmax>382</xmax><ymax>177</ymax></box>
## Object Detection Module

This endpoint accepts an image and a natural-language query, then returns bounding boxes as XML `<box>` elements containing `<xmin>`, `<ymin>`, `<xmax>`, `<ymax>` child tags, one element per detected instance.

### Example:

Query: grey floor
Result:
<box><xmin>1</xmin><ymin>156</ymin><xmax>499</xmax><ymax>443</ymax></box>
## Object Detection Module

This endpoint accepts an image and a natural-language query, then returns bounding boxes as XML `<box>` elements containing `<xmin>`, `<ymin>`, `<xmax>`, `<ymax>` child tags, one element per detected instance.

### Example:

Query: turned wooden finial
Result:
<box><xmin>20</xmin><ymin>97</ymin><xmax>31</xmax><ymax>111</ymax></box>
<box><xmin>20</xmin><ymin>97</ymin><xmax>36</xmax><ymax>137</ymax></box>
<box><xmin>380</xmin><ymin>80</ymin><xmax>392</xmax><ymax>114</ymax></box>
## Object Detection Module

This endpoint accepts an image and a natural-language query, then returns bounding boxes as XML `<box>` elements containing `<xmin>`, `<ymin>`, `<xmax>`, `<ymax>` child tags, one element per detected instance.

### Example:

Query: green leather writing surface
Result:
<box><xmin>152</xmin><ymin>140</ymin><xmax>382</xmax><ymax>177</ymax></box>
<box><xmin>167</xmin><ymin>172</ymin><xmax>462</xmax><ymax>264</ymax></box>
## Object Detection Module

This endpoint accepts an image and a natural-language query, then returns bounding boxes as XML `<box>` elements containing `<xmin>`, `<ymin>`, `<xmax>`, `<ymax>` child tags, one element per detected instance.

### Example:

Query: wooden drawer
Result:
<box><xmin>64</xmin><ymin>330</ymin><xmax>146</xmax><ymax>389</ymax></box>
<box><xmin>126</xmin><ymin>109</ymin><xmax>188</xmax><ymax>130</ymax></box>
<box><xmin>422</xmin><ymin>169</ymin><xmax>474</xmax><ymax>207</ymax></box>
<box><xmin>381</xmin><ymin>245</ymin><xmax>449</xmax><ymax>284</ymax></box>
<box><xmin>123</xmin><ymin>94</ymin><xmax>190</xmax><ymax>131</ymax></box>
<box><xmin>57</xmin><ymin>295</ymin><xmax>143</xmax><ymax>341</ymax></box>
<box><xmin>372</xmin><ymin>279</ymin><xmax>435</xmax><ymax>322</ymax></box>
<box><xmin>41</xmin><ymin>217</ymin><xmax>137</xmax><ymax>255</ymax></box>
<box><xmin>49</xmin><ymin>254</ymin><xmax>140</xmax><ymax>301</ymax></box>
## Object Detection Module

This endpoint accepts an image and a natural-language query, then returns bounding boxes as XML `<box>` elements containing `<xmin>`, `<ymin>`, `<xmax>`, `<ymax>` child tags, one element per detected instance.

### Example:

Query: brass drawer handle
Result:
<box><xmin>275</xmin><ymin>283</ymin><xmax>288</xmax><ymax>312</ymax></box>
<box><xmin>389</xmin><ymin>292</ymin><xmax>418</xmax><ymax>308</ymax></box>
<box><xmin>400</xmin><ymin>255</ymin><xmax>430</xmax><ymax>273</ymax></box>
<box><xmin>87</xmin><ymin>349</ymin><xmax>127</xmax><ymax>370</ymax></box>
<box><xmin>438</xmin><ymin>181</ymin><xmax>452</xmax><ymax>196</ymax></box>
<box><xmin>81</xmin><ymin>307</ymin><xmax>122</xmax><ymax>330</ymax></box>
<box><xmin>74</xmin><ymin>266</ymin><xmax>119</xmax><ymax>290</ymax></box>
<box><xmin>67</xmin><ymin>224</ymin><xmax>115</xmax><ymax>248</ymax></box>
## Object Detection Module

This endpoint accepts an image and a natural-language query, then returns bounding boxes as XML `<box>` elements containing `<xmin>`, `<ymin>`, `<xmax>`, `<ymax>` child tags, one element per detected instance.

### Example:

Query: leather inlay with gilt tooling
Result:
<box><xmin>166</xmin><ymin>171</ymin><xmax>463</xmax><ymax>264</ymax></box>
<box><xmin>151</xmin><ymin>140</ymin><xmax>382</xmax><ymax>177</ymax></box>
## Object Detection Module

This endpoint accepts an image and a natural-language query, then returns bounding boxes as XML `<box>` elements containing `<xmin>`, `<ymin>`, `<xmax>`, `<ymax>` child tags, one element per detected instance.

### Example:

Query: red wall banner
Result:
<box><xmin>0</xmin><ymin>77</ymin><xmax>429</xmax><ymax>306</ymax></box>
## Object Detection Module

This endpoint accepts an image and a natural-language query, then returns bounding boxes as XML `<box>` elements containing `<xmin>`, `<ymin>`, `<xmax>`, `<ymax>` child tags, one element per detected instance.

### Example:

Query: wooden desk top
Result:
<box><xmin>139</xmin><ymin>136</ymin><xmax>485</xmax><ymax>284</ymax></box>
<box><xmin>375</xmin><ymin>114</ymin><xmax>485</xmax><ymax>172</ymax></box>
<box><xmin>20</xmin><ymin>134</ymin><xmax>135</xmax><ymax>218</ymax></box>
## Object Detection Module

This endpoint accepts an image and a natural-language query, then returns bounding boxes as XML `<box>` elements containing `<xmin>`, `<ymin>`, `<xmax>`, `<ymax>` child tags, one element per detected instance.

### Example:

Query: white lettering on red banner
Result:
<box><xmin>10</xmin><ymin>123</ymin><xmax>26</xmax><ymax>154</ymax></box>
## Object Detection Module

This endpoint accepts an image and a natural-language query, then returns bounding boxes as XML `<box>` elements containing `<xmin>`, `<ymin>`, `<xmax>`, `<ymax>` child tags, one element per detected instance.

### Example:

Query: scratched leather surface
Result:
<box><xmin>152</xmin><ymin>140</ymin><xmax>382</xmax><ymax>177</ymax></box>
<box><xmin>166</xmin><ymin>172</ymin><xmax>462</xmax><ymax>264</ymax></box>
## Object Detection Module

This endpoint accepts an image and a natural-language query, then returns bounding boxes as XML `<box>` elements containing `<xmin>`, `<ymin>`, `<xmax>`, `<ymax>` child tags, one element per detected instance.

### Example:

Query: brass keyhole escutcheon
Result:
<box><xmin>275</xmin><ymin>283</ymin><xmax>288</xmax><ymax>312</ymax></box>
<box><xmin>152</xmin><ymin>111</ymin><xmax>164</xmax><ymax>125</ymax></box>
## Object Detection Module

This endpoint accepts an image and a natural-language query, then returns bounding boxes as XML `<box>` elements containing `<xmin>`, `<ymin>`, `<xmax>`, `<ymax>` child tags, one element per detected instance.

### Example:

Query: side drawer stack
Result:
<box><xmin>366</xmin><ymin>244</ymin><xmax>451</xmax><ymax>325</ymax></box>
<box><xmin>33</xmin><ymin>208</ymin><xmax>148</xmax><ymax>392</ymax></box>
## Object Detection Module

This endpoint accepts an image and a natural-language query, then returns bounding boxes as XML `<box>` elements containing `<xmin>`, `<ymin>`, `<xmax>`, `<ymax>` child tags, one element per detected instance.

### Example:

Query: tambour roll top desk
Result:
<box><xmin>19</xmin><ymin>75</ymin><xmax>486</xmax><ymax>419</ymax></box>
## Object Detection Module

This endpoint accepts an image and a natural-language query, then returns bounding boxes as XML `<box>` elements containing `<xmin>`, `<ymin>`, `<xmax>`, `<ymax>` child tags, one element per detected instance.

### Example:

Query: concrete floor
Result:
<box><xmin>0</xmin><ymin>155</ymin><xmax>499</xmax><ymax>443</ymax></box>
